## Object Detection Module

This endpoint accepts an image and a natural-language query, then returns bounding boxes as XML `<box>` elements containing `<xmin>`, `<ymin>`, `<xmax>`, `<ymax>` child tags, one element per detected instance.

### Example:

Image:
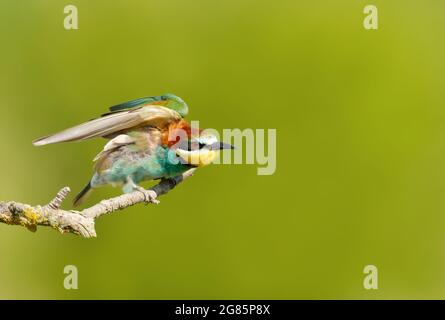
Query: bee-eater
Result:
<box><xmin>33</xmin><ymin>94</ymin><xmax>233</xmax><ymax>206</ymax></box>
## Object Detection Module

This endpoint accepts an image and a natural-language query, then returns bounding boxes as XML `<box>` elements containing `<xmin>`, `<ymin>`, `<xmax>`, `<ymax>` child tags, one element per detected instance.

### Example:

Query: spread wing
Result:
<box><xmin>33</xmin><ymin>104</ymin><xmax>181</xmax><ymax>146</ymax></box>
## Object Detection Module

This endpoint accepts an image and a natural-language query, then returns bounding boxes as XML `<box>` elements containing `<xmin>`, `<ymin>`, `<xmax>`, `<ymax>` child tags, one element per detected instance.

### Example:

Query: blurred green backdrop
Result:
<box><xmin>1</xmin><ymin>0</ymin><xmax>445</xmax><ymax>299</ymax></box>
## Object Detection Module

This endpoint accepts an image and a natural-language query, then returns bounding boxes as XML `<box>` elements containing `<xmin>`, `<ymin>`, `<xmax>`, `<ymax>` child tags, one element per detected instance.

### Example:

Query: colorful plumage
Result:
<box><xmin>33</xmin><ymin>94</ymin><xmax>233</xmax><ymax>206</ymax></box>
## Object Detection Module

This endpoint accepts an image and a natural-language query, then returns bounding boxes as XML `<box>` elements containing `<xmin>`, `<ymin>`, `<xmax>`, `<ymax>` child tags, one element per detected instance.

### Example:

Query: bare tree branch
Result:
<box><xmin>0</xmin><ymin>168</ymin><xmax>196</xmax><ymax>238</ymax></box>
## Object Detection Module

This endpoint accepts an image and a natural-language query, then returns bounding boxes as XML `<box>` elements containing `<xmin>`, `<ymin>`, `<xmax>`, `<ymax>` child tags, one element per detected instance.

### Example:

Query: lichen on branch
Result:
<box><xmin>0</xmin><ymin>169</ymin><xmax>196</xmax><ymax>238</ymax></box>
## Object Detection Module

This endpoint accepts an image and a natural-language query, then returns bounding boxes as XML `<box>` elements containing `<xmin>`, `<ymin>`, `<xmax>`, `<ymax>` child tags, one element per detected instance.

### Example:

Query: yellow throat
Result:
<box><xmin>175</xmin><ymin>148</ymin><xmax>219</xmax><ymax>167</ymax></box>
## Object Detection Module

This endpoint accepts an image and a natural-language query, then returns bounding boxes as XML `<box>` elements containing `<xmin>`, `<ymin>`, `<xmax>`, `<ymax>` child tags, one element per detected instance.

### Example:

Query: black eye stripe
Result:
<box><xmin>186</xmin><ymin>141</ymin><xmax>206</xmax><ymax>151</ymax></box>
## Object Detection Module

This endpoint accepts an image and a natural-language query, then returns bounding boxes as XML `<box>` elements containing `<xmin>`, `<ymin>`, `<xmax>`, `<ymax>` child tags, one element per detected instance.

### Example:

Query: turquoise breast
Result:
<box><xmin>91</xmin><ymin>146</ymin><xmax>190</xmax><ymax>187</ymax></box>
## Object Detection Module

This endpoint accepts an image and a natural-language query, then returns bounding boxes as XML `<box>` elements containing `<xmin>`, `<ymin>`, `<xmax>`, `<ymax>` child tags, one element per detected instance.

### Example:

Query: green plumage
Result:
<box><xmin>107</xmin><ymin>93</ymin><xmax>188</xmax><ymax>117</ymax></box>
<box><xmin>33</xmin><ymin>93</ymin><xmax>229</xmax><ymax>207</ymax></box>
<box><xmin>91</xmin><ymin>146</ymin><xmax>190</xmax><ymax>187</ymax></box>
<box><xmin>109</xmin><ymin>96</ymin><xmax>162</xmax><ymax>112</ymax></box>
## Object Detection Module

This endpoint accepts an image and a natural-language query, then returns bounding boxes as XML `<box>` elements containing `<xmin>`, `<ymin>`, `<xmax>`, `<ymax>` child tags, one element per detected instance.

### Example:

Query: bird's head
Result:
<box><xmin>152</xmin><ymin>93</ymin><xmax>188</xmax><ymax>117</ymax></box>
<box><xmin>174</xmin><ymin>132</ymin><xmax>234</xmax><ymax>167</ymax></box>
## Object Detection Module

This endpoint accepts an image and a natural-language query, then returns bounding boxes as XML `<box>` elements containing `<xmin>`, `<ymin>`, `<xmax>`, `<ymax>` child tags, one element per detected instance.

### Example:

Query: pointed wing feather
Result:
<box><xmin>108</xmin><ymin>96</ymin><xmax>162</xmax><ymax>113</ymax></box>
<box><xmin>33</xmin><ymin>105</ymin><xmax>181</xmax><ymax>146</ymax></box>
<box><xmin>93</xmin><ymin>134</ymin><xmax>135</xmax><ymax>162</ymax></box>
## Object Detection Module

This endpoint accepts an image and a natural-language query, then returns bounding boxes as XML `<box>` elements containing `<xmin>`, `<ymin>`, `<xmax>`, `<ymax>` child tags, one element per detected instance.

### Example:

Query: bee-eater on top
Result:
<box><xmin>33</xmin><ymin>94</ymin><xmax>233</xmax><ymax>206</ymax></box>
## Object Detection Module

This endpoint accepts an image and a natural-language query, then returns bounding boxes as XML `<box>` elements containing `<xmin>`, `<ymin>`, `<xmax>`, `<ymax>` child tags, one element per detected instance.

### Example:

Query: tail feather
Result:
<box><xmin>73</xmin><ymin>182</ymin><xmax>93</xmax><ymax>207</ymax></box>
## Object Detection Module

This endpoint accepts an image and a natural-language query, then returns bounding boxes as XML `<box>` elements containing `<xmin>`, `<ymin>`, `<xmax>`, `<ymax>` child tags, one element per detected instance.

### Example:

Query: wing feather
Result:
<box><xmin>33</xmin><ymin>105</ymin><xmax>181</xmax><ymax>146</ymax></box>
<box><xmin>93</xmin><ymin>128</ymin><xmax>162</xmax><ymax>173</ymax></box>
<box><xmin>93</xmin><ymin>134</ymin><xmax>135</xmax><ymax>162</ymax></box>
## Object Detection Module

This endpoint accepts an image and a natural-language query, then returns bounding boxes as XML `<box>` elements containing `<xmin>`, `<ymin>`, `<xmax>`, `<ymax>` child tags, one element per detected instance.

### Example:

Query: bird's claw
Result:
<box><xmin>136</xmin><ymin>187</ymin><xmax>160</xmax><ymax>205</ymax></box>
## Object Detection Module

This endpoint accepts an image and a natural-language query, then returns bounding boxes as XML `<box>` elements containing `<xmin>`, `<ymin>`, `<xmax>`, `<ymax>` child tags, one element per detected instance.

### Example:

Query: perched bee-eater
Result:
<box><xmin>33</xmin><ymin>94</ymin><xmax>233</xmax><ymax>206</ymax></box>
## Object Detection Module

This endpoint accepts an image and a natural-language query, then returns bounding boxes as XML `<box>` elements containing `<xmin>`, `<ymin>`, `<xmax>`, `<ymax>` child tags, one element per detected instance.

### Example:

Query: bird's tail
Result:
<box><xmin>73</xmin><ymin>181</ymin><xmax>93</xmax><ymax>207</ymax></box>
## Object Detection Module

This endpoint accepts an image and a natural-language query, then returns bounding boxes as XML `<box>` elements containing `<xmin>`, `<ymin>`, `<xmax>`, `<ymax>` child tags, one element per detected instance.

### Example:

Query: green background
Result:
<box><xmin>1</xmin><ymin>0</ymin><xmax>445</xmax><ymax>299</ymax></box>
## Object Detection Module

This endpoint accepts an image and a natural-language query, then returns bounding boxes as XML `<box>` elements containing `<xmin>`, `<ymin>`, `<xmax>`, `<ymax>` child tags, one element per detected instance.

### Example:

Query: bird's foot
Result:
<box><xmin>135</xmin><ymin>186</ymin><xmax>160</xmax><ymax>205</ymax></box>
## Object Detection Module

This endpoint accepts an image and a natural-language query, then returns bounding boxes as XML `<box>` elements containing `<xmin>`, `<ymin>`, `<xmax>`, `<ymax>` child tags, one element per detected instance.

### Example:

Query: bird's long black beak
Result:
<box><xmin>210</xmin><ymin>142</ymin><xmax>235</xmax><ymax>150</ymax></box>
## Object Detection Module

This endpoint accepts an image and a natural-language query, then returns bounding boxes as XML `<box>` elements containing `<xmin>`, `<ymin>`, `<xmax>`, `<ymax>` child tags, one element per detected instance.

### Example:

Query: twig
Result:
<box><xmin>0</xmin><ymin>169</ymin><xmax>196</xmax><ymax>238</ymax></box>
